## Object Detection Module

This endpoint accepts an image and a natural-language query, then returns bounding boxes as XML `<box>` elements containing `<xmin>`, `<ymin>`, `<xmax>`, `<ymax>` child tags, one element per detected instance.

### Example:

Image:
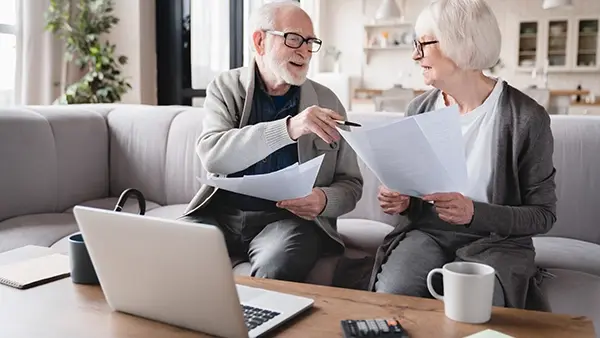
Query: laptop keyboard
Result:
<box><xmin>242</xmin><ymin>305</ymin><xmax>280</xmax><ymax>330</ymax></box>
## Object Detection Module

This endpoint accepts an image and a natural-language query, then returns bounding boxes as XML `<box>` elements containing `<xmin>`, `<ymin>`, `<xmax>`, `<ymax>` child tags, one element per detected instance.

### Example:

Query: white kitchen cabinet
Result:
<box><xmin>516</xmin><ymin>17</ymin><xmax>599</xmax><ymax>72</ymax></box>
<box><xmin>516</xmin><ymin>21</ymin><xmax>540</xmax><ymax>73</ymax></box>
<box><xmin>573</xmin><ymin>17</ymin><xmax>600</xmax><ymax>71</ymax></box>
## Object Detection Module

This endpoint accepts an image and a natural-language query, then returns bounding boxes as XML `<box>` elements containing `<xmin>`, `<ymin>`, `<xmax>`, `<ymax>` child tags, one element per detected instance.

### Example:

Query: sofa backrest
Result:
<box><xmin>344</xmin><ymin>112</ymin><xmax>600</xmax><ymax>246</ymax></box>
<box><xmin>3</xmin><ymin>105</ymin><xmax>598</xmax><ymax>246</ymax></box>
<box><xmin>106</xmin><ymin>105</ymin><xmax>205</xmax><ymax>206</ymax></box>
<box><xmin>548</xmin><ymin>116</ymin><xmax>600</xmax><ymax>244</ymax></box>
<box><xmin>0</xmin><ymin>104</ymin><xmax>207</xmax><ymax>222</ymax></box>
<box><xmin>0</xmin><ymin>105</ymin><xmax>111</xmax><ymax>221</ymax></box>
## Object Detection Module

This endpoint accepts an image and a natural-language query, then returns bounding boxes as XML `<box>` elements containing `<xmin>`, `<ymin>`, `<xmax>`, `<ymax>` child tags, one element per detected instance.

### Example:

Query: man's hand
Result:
<box><xmin>287</xmin><ymin>105</ymin><xmax>344</xmax><ymax>143</ymax></box>
<box><xmin>378</xmin><ymin>185</ymin><xmax>410</xmax><ymax>215</ymax></box>
<box><xmin>422</xmin><ymin>192</ymin><xmax>474</xmax><ymax>225</ymax></box>
<box><xmin>276</xmin><ymin>188</ymin><xmax>327</xmax><ymax>220</ymax></box>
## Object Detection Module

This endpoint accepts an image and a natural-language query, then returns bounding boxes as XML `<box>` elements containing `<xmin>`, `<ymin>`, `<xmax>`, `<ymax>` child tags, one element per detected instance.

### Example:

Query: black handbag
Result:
<box><xmin>113</xmin><ymin>188</ymin><xmax>146</xmax><ymax>215</ymax></box>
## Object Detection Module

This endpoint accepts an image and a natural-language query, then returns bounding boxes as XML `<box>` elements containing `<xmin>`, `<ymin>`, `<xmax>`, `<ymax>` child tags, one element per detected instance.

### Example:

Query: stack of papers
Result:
<box><xmin>339</xmin><ymin>105</ymin><xmax>468</xmax><ymax>197</ymax></box>
<box><xmin>199</xmin><ymin>154</ymin><xmax>325</xmax><ymax>201</ymax></box>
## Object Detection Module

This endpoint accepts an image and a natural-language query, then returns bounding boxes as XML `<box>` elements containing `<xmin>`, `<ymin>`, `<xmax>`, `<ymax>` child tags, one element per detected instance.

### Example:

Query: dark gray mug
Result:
<box><xmin>68</xmin><ymin>233</ymin><xmax>99</xmax><ymax>285</ymax></box>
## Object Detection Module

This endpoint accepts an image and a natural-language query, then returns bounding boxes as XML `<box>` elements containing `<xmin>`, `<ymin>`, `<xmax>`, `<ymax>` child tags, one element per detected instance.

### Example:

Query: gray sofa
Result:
<box><xmin>1</xmin><ymin>104</ymin><xmax>599</xmax><ymax>334</ymax></box>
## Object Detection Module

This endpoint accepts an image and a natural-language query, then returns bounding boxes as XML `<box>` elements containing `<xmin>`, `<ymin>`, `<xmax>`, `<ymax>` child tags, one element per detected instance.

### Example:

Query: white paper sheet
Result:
<box><xmin>198</xmin><ymin>154</ymin><xmax>325</xmax><ymax>201</ymax></box>
<box><xmin>339</xmin><ymin>105</ymin><xmax>468</xmax><ymax>197</ymax></box>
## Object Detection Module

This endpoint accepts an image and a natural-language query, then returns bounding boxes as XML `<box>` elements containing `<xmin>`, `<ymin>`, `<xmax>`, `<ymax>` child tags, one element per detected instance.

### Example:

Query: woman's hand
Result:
<box><xmin>378</xmin><ymin>185</ymin><xmax>410</xmax><ymax>215</ymax></box>
<box><xmin>422</xmin><ymin>192</ymin><xmax>474</xmax><ymax>225</ymax></box>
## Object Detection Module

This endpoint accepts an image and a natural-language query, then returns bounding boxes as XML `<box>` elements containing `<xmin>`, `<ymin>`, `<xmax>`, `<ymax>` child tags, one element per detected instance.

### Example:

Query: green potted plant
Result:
<box><xmin>45</xmin><ymin>0</ymin><xmax>131</xmax><ymax>104</ymax></box>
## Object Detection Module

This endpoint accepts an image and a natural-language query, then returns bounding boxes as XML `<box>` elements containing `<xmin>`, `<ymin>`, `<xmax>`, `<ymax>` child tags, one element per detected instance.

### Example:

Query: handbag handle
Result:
<box><xmin>113</xmin><ymin>188</ymin><xmax>146</xmax><ymax>215</ymax></box>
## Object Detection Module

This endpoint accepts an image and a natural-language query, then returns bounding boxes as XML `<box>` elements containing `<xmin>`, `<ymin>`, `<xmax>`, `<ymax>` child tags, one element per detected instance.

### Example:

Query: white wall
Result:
<box><xmin>108</xmin><ymin>0</ymin><xmax>157</xmax><ymax>105</ymax></box>
<box><xmin>319</xmin><ymin>0</ymin><xmax>600</xmax><ymax>94</ymax></box>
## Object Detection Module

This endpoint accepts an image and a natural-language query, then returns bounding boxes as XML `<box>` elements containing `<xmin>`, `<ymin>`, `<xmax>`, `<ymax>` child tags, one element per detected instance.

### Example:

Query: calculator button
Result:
<box><xmin>357</xmin><ymin>321</ymin><xmax>369</xmax><ymax>336</ymax></box>
<box><xmin>366</xmin><ymin>320</ymin><xmax>380</xmax><ymax>335</ymax></box>
<box><xmin>376</xmin><ymin>319</ymin><xmax>390</xmax><ymax>332</ymax></box>
<box><xmin>349</xmin><ymin>322</ymin><xmax>358</xmax><ymax>336</ymax></box>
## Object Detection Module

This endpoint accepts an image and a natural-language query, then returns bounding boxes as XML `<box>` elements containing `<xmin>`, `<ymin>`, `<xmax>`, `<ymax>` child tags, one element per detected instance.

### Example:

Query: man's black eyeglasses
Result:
<box><xmin>265</xmin><ymin>30</ymin><xmax>322</xmax><ymax>53</ymax></box>
<box><xmin>413</xmin><ymin>40</ymin><xmax>439</xmax><ymax>58</ymax></box>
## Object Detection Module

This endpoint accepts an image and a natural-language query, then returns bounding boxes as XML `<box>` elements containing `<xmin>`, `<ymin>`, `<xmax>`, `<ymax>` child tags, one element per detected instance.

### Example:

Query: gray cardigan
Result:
<box><xmin>367</xmin><ymin>82</ymin><xmax>558</xmax><ymax>311</ymax></box>
<box><xmin>182</xmin><ymin>61</ymin><xmax>363</xmax><ymax>252</ymax></box>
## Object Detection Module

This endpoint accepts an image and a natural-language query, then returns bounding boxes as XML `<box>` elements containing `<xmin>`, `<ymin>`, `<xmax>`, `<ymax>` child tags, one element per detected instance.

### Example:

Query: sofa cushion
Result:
<box><xmin>106</xmin><ymin>106</ymin><xmax>205</xmax><ymax>206</ymax></box>
<box><xmin>338</xmin><ymin>218</ymin><xmax>394</xmax><ymax>255</ymax></box>
<box><xmin>545</xmin><ymin>116</ymin><xmax>600</xmax><ymax>245</ymax></box>
<box><xmin>0</xmin><ymin>107</ymin><xmax>109</xmax><ymax>222</ymax></box>
<box><xmin>64</xmin><ymin>197</ymin><xmax>161</xmax><ymax>215</ymax></box>
<box><xmin>144</xmin><ymin>204</ymin><xmax>189</xmax><ymax>219</ymax></box>
<box><xmin>0</xmin><ymin>213</ymin><xmax>79</xmax><ymax>253</ymax></box>
<box><xmin>50</xmin><ymin>233</ymin><xmax>71</xmax><ymax>254</ymax></box>
<box><xmin>51</xmin><ymin>204</ymin><xmax>189</xmax><ymax>253</ymax></box>
<box><xmin>340</xmin><ymin>158</ymin><xmax>402</xmax><ymax>226</ymax></box>
<box><xmin>542</xmin><ymin>268</ymin><xmax>600</xmax><ymax>332</ymax></box>
<box><xmin>533</xmin><ymin>237</ymin><xmax>600</xmax><ymax>277</ymax></box>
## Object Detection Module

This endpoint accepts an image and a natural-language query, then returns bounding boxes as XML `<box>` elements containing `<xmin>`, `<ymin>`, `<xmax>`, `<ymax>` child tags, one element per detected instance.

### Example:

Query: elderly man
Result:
<box><xmin>181</xmin><ymin>1</ymin><xmax>363</xmax><ymax>283</ymax></box>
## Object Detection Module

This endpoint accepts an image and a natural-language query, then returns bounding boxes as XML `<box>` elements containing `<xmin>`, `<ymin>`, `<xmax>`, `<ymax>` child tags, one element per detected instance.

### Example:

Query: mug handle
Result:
<box><xmin>426</xmin><ymin>268</ymin><xmax>444</xmax><ymax>301</ymax></box>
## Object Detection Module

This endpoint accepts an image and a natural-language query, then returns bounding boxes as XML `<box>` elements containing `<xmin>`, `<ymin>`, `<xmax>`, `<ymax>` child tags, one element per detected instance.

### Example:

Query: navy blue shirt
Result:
<box><xmin>212</xmin><ymin>71</ymin><xmax>301</xmax><ymax>211</ymax></box>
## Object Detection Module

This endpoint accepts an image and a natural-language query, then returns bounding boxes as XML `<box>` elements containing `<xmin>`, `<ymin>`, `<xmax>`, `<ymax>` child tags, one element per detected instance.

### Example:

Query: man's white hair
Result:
<box><xmin>250</xmin><ymin>0</ymin><xmax>303</xmax><ymax>33</ymax></box>
<box><xmin>414</xmin><ymin>0</ymin><xmax>501</xmax><ymax>70</ymax></box>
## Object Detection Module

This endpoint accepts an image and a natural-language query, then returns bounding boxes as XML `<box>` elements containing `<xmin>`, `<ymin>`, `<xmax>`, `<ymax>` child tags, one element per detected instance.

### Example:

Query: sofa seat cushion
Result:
<box><xmin>533</xmin><ymin>237</ymin><xmax>600</xmax><ymax>277</ymax></box>
<box><xmin>52</xmin><ymin>204</ymin><xmax>188</xmax><ymax>253</ymax></box>
<box><xmin>338</xmin><ymin>218</ymin><xmax>394</xmax><ymax>256</ymax></box>
<box><xmin>144</xmin><ymin>204</ymin><xmax>189</xmax><ymax>219</ymax></box>
<box><xmin>64</xmin><ymin>197</ymin><xmax>161</xmax><ymax>214</ymax></box>
<box><xmin>542</xmin><ymin>268</ymin><xmax>600</xmax><ymax>332</ymax></box>
<box><xmin>0</xmin><ymin>213</ymin><xmax>79</xmax><ymax>253</ymax></box>
<box><xmin>50</xmin><ymin>233</ymin><xmax>71</xmax><ymax>254</ymax></box>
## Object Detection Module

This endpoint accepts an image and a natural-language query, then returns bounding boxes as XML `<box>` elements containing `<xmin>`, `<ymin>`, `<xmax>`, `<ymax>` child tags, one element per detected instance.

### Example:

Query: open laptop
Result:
<box><xmin>72</xmin><ymin>205</ymin><xmax>314</xmax><ymax>338</ymax></box>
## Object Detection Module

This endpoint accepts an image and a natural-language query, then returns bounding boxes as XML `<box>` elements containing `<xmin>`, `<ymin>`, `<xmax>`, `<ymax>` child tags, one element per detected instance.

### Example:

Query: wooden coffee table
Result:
<box><xmin>0</xmin><ymin>272</ymin><xmax>596</xmax><ymax>337</ymax></box>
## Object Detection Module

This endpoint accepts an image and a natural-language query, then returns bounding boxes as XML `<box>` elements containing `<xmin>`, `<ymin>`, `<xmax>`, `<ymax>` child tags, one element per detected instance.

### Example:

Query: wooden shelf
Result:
<box><xmin>551</xmin><ymin>89</ymin><xmax>590</xmax><ymax>96</ymax></box>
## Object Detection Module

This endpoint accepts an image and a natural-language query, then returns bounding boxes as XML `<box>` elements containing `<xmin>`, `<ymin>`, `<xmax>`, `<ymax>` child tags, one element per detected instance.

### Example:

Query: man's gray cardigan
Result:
<box><xmin>367</xmin><ymin>82</ymin><xmax>558</xmax><ymax>311</ymax></box>
<box><xmin>183</xmin><ymin>61</ymin><xmax>363</xmax><ymax>252</ymax></box>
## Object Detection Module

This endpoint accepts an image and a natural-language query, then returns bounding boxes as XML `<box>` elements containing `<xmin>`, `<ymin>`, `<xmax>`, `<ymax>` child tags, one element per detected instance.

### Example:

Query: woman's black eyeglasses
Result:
<box><xmin>265</xmin><ymin>30</ymin><xmax>323</xmax><ymax>53</ymax></box>
<box><xmin>413</xmin><ymin>40</ymin><xmax>439</xmax><ymax>58</ymax></box>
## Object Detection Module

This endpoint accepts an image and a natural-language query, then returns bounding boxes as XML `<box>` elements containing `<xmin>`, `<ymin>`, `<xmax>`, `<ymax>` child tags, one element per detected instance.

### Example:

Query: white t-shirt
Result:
<box><xmin>435</xmin><ymin>78</ymin><xmax>504</xmax><ymax>203</ymax></box>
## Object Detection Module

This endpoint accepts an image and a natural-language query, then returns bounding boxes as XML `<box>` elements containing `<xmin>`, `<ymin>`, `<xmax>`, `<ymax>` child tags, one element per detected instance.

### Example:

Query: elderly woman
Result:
<box><xmin>367</xmin><ymin>0</ymin><xmax>557</xmax><ymax>310</ymax></box>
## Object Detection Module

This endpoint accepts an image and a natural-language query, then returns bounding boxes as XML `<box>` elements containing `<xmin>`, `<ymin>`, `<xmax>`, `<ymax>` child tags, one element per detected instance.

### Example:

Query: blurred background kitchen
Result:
<box><xmin>302</xmin><ymin>0</ymin><xmax>600</xmax><ymax>116</ymax></box>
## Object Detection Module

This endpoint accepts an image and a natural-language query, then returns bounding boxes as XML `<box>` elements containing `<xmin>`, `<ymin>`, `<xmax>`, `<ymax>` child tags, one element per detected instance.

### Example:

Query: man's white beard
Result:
<box><xmin>264</xmin><ymin>51</ymin><xmax>308</xmax><ymax>86</ymax></box>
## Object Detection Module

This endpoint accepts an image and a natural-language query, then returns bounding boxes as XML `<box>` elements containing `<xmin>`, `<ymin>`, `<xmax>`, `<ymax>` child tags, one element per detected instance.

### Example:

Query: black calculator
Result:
<box><xmin>341</xmin><ymin>318</ymin><xmax>410</xmax><ymax>337</ymax></box>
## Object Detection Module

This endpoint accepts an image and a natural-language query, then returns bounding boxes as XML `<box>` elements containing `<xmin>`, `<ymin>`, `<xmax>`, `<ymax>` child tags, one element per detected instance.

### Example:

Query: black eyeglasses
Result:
<box><xmin>413</xmin><ymin>40</ymin><xmax>439</xmax><ymax>58</ymax></box>
<box><xmin>265</xmin><ymin>30</ymin><xmax>323</xmax><ymax>53</ymax></box>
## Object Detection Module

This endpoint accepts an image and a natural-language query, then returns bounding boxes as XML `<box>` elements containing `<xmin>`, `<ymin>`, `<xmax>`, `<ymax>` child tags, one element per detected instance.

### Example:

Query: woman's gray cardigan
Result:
<box><xmin>367</xmin><ymin>81</ymin><xmax>558</xmax><ymax>311</ymax></box>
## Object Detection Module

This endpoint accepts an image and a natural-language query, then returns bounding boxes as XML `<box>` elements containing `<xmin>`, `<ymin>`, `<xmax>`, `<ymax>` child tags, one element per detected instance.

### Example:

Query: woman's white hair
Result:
<box><xmin>414</xmin><ymin>0</ymin><xmax>501</xmax><ymax>70</ymax></box>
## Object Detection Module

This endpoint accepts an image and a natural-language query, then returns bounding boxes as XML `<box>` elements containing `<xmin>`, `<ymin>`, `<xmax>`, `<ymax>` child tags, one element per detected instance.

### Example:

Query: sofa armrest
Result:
<box><xmin>542</xmin><ymin>268</ymin><xmax>600</xmax><ymax>332</ymax></box>
<box><xmin>337</xmin><ymin>218</ymin><xmax>394</xmax><ymax>256</ymax></box>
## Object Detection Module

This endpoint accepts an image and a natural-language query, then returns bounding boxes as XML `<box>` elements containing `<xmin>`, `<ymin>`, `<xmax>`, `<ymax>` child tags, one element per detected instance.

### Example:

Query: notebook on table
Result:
<box><xmin>0</xmin><ymin>253</ymin><xmax>70</xmax><ymax>289</ymax></box>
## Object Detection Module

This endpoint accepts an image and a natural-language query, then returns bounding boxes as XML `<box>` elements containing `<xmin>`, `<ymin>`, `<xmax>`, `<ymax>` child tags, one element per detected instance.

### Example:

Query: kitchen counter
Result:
<box><xmin>571</xmin><ymin>101</ymin><xmax>600</xmax><ymax>107</ymax></box>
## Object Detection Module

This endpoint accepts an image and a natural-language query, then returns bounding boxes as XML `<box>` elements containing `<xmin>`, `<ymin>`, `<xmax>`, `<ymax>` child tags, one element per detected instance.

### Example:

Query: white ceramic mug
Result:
<box><xmin>426</xmin><ymin>262</ymin><xmax>496</xmax><ymax>324</ymax></box>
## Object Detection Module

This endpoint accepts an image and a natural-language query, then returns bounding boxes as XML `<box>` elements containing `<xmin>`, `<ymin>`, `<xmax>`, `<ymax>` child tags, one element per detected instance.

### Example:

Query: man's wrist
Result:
<box><xmin>286</xmin><ymin>116</ymin><xmax>299</xmax><ymax>141</ymax></box>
